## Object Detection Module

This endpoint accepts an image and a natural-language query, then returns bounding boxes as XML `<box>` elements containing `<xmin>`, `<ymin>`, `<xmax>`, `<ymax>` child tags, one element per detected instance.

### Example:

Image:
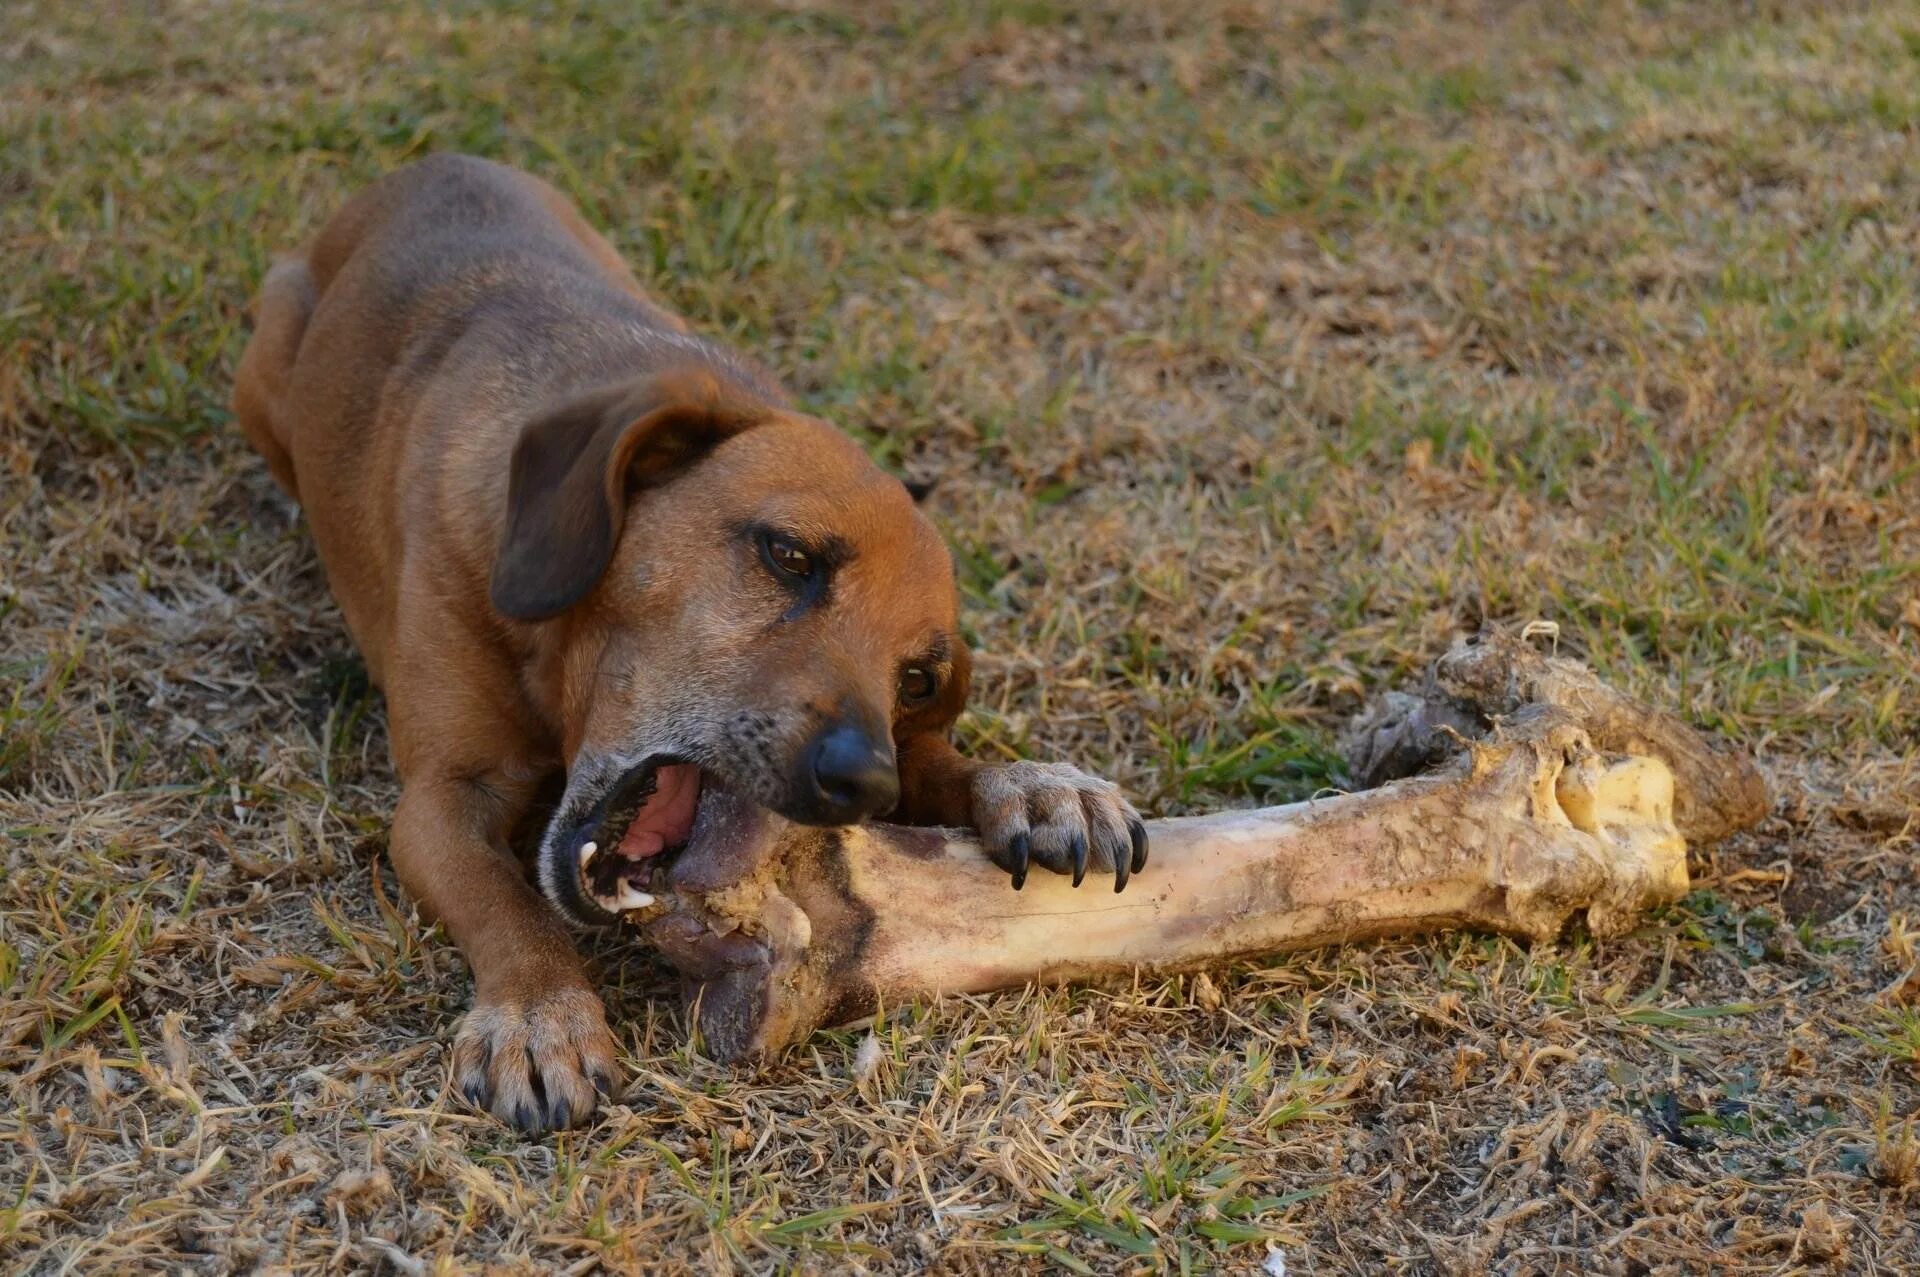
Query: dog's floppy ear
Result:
<box><xmin>492</xmin><ymin>368</ymin><xmax>767</xmax><ymax>620</ymax></box>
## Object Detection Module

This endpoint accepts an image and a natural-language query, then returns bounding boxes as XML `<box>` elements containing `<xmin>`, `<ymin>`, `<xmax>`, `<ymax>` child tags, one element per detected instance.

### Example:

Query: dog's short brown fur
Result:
<box><xmin>234</xmin><ymin>155</ymin><xmax>1145</xmax><ymax>1132</ymax></box>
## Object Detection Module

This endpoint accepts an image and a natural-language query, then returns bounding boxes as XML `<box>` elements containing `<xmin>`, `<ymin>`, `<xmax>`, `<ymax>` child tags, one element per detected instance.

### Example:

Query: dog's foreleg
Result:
<box><xmin>389</xmin><ymin>777</ymin><xmax>619</xmax><ymax>1130</ymax></box>
<box><xmin>895</xmin><ymin>733</ymin><xmax>1149</xmax><ymax>891</ymax></box>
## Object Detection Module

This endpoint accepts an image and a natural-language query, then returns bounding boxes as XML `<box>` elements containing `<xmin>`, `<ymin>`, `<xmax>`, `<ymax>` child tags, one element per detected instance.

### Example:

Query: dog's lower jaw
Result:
<box><xmin>538</xmin><ymin>823</ymin><xmax>624</xmax><ymax>928</ymax></box>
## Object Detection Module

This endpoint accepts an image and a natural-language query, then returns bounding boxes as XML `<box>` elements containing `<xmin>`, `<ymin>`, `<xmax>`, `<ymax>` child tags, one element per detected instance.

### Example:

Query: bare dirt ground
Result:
<box><xmin>3</xmin><ymin>1</ymin><xmax>1917</xmax><ymax>1272</ymax></box>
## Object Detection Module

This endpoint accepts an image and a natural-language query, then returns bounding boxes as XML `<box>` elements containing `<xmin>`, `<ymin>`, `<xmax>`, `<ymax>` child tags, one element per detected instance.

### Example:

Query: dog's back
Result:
<box><xmin>233</xmin><ymin>154</ymin><xmax>763</xmax><ymax>677</ymax></box>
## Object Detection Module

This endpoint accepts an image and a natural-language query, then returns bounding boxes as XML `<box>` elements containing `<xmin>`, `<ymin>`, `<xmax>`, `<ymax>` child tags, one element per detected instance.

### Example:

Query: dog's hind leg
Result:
<box><xmin>232</xmin><ymin>255</ymin><xmax>317</xmax><ymax>499</ymax></box>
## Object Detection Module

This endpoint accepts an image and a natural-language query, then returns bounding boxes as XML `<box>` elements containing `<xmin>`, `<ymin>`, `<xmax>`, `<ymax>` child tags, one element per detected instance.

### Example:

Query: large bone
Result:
<box><xmin>630</xmin><ymin>629</ymin><xmax>1769</xmax><ymax>1061</ymax></box>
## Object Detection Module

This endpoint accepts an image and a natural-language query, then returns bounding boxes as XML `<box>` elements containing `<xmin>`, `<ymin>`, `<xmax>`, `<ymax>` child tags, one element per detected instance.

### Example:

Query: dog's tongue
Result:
<box><xmin>617</xmin><ymin>764</ymin><xmax>701</xmax><ymax>858</ymax></box>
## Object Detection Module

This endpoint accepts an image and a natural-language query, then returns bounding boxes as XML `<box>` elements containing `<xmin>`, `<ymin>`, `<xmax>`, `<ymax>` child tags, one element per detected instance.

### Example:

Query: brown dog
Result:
<box><xmin>233</xmin><ymin>155</ymin><xmax>1146</xmax><ymax>1132</ymax></box>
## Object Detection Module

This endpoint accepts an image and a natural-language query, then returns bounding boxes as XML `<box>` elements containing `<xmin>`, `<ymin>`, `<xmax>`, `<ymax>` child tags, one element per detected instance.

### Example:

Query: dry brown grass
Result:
<box><xmin>3</xmin><ymin>0</ymin><xmax>1917</xmax><ymax>1271</ymax></box>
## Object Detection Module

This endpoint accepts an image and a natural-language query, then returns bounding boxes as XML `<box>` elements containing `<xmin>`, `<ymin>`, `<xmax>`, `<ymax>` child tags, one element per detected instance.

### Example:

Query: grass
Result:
<box><xmin>3</xmin><ymin>0</ymin><xmax>1918</xmax><ymax>1270</ymax></box>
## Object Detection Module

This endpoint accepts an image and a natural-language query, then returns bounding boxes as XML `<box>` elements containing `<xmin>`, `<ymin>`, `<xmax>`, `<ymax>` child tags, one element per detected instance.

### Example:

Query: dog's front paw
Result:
<box><xmin>452</xmin><ymin>983</ymin><xmax>619</xmax><ymax>1133</ymax></box>
<box><xmin>970</xmin><ymin>760</ymin><xmax>1149</xmax><ymax>892</ymax></box>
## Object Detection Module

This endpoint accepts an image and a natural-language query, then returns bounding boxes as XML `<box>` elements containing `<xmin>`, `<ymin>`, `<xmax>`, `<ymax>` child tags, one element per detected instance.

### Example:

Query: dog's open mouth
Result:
<box><xmin>545</xmin><ymin>754</ymin><xmax>777</xmax><ymax>926</ymax></box>
<box><xmin>577</xmin><ymin>758</ymin><xmax>702</xmax><ymax>914</ymax></box>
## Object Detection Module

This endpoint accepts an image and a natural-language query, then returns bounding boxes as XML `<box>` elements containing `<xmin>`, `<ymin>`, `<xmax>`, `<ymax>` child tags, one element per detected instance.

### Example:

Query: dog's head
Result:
<box><xmin>492</xmin><ymin>366</ymin><xmax>967</xmax><ymax>924</ymax></box>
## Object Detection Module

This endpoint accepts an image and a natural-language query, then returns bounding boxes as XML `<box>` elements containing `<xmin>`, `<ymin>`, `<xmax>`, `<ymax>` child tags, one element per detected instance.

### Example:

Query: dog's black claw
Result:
<box><xmin>1128</xmin><ymin>820</ymin><xmax>1149</xmax><ymax>874</ymax></box>
<box><xmin>547</xmin><ymin>1095</ymin><xmax>572</xmax><ymax>1131</ymax></box>
<box><xmin>1114</xmin><ymin>848</ymin><xmax>1131</xmax><ymax>894</ymax></box>
<box><xmin>1009</xmin><ymin>833</ymin><xmax>1030</xmax><ymax>890</ymax></box>
<box><xmin>1069</xmin><ymin>832</ymin><xmax>1089</xmax><ymax>887</ymax></box>
<box><xmin>514</xmin><ymin>1101</ymin><xmax>540</xmax><ymax>1132</ymax></box>
<box><xmin>461</xmin><ymin>1079</ymin><xmax>487</xmax><ymax>1108</ymax></box>
<box><xmin>589</xmin><ymin>1069</ymin><xmax>616</xmax><ymax>1099</ymax></box>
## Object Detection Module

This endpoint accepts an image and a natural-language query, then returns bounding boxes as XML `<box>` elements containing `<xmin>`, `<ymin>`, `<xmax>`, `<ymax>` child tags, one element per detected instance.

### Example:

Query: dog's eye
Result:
<box><xmin>898</xmin><ymin>664</ymin><xmax>937</xmax><ymax>704</ymax></box>
<box><xmin>763</xmin><ymin>534</ymin><xmax>813</xmax><ymax>579</ymax></box>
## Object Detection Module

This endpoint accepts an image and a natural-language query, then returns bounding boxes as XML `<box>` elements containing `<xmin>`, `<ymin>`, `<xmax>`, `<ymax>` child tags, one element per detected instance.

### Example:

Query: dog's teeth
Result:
<box><xmin>579</xmin><ymin>841</ymin><xmax>599</xmax><ymax>871</ymax></box>
<box><xmin>611</xmin><ymin>881</ymin><xmax>655</xmax><ymax>912</ymax></box>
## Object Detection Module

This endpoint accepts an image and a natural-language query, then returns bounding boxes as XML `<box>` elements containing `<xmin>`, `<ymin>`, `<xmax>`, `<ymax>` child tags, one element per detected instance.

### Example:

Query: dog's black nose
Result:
<box><xmin>798</xmin><ymin>724</ymin><xmax>899</xmax><ymax>825</ymax></box>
